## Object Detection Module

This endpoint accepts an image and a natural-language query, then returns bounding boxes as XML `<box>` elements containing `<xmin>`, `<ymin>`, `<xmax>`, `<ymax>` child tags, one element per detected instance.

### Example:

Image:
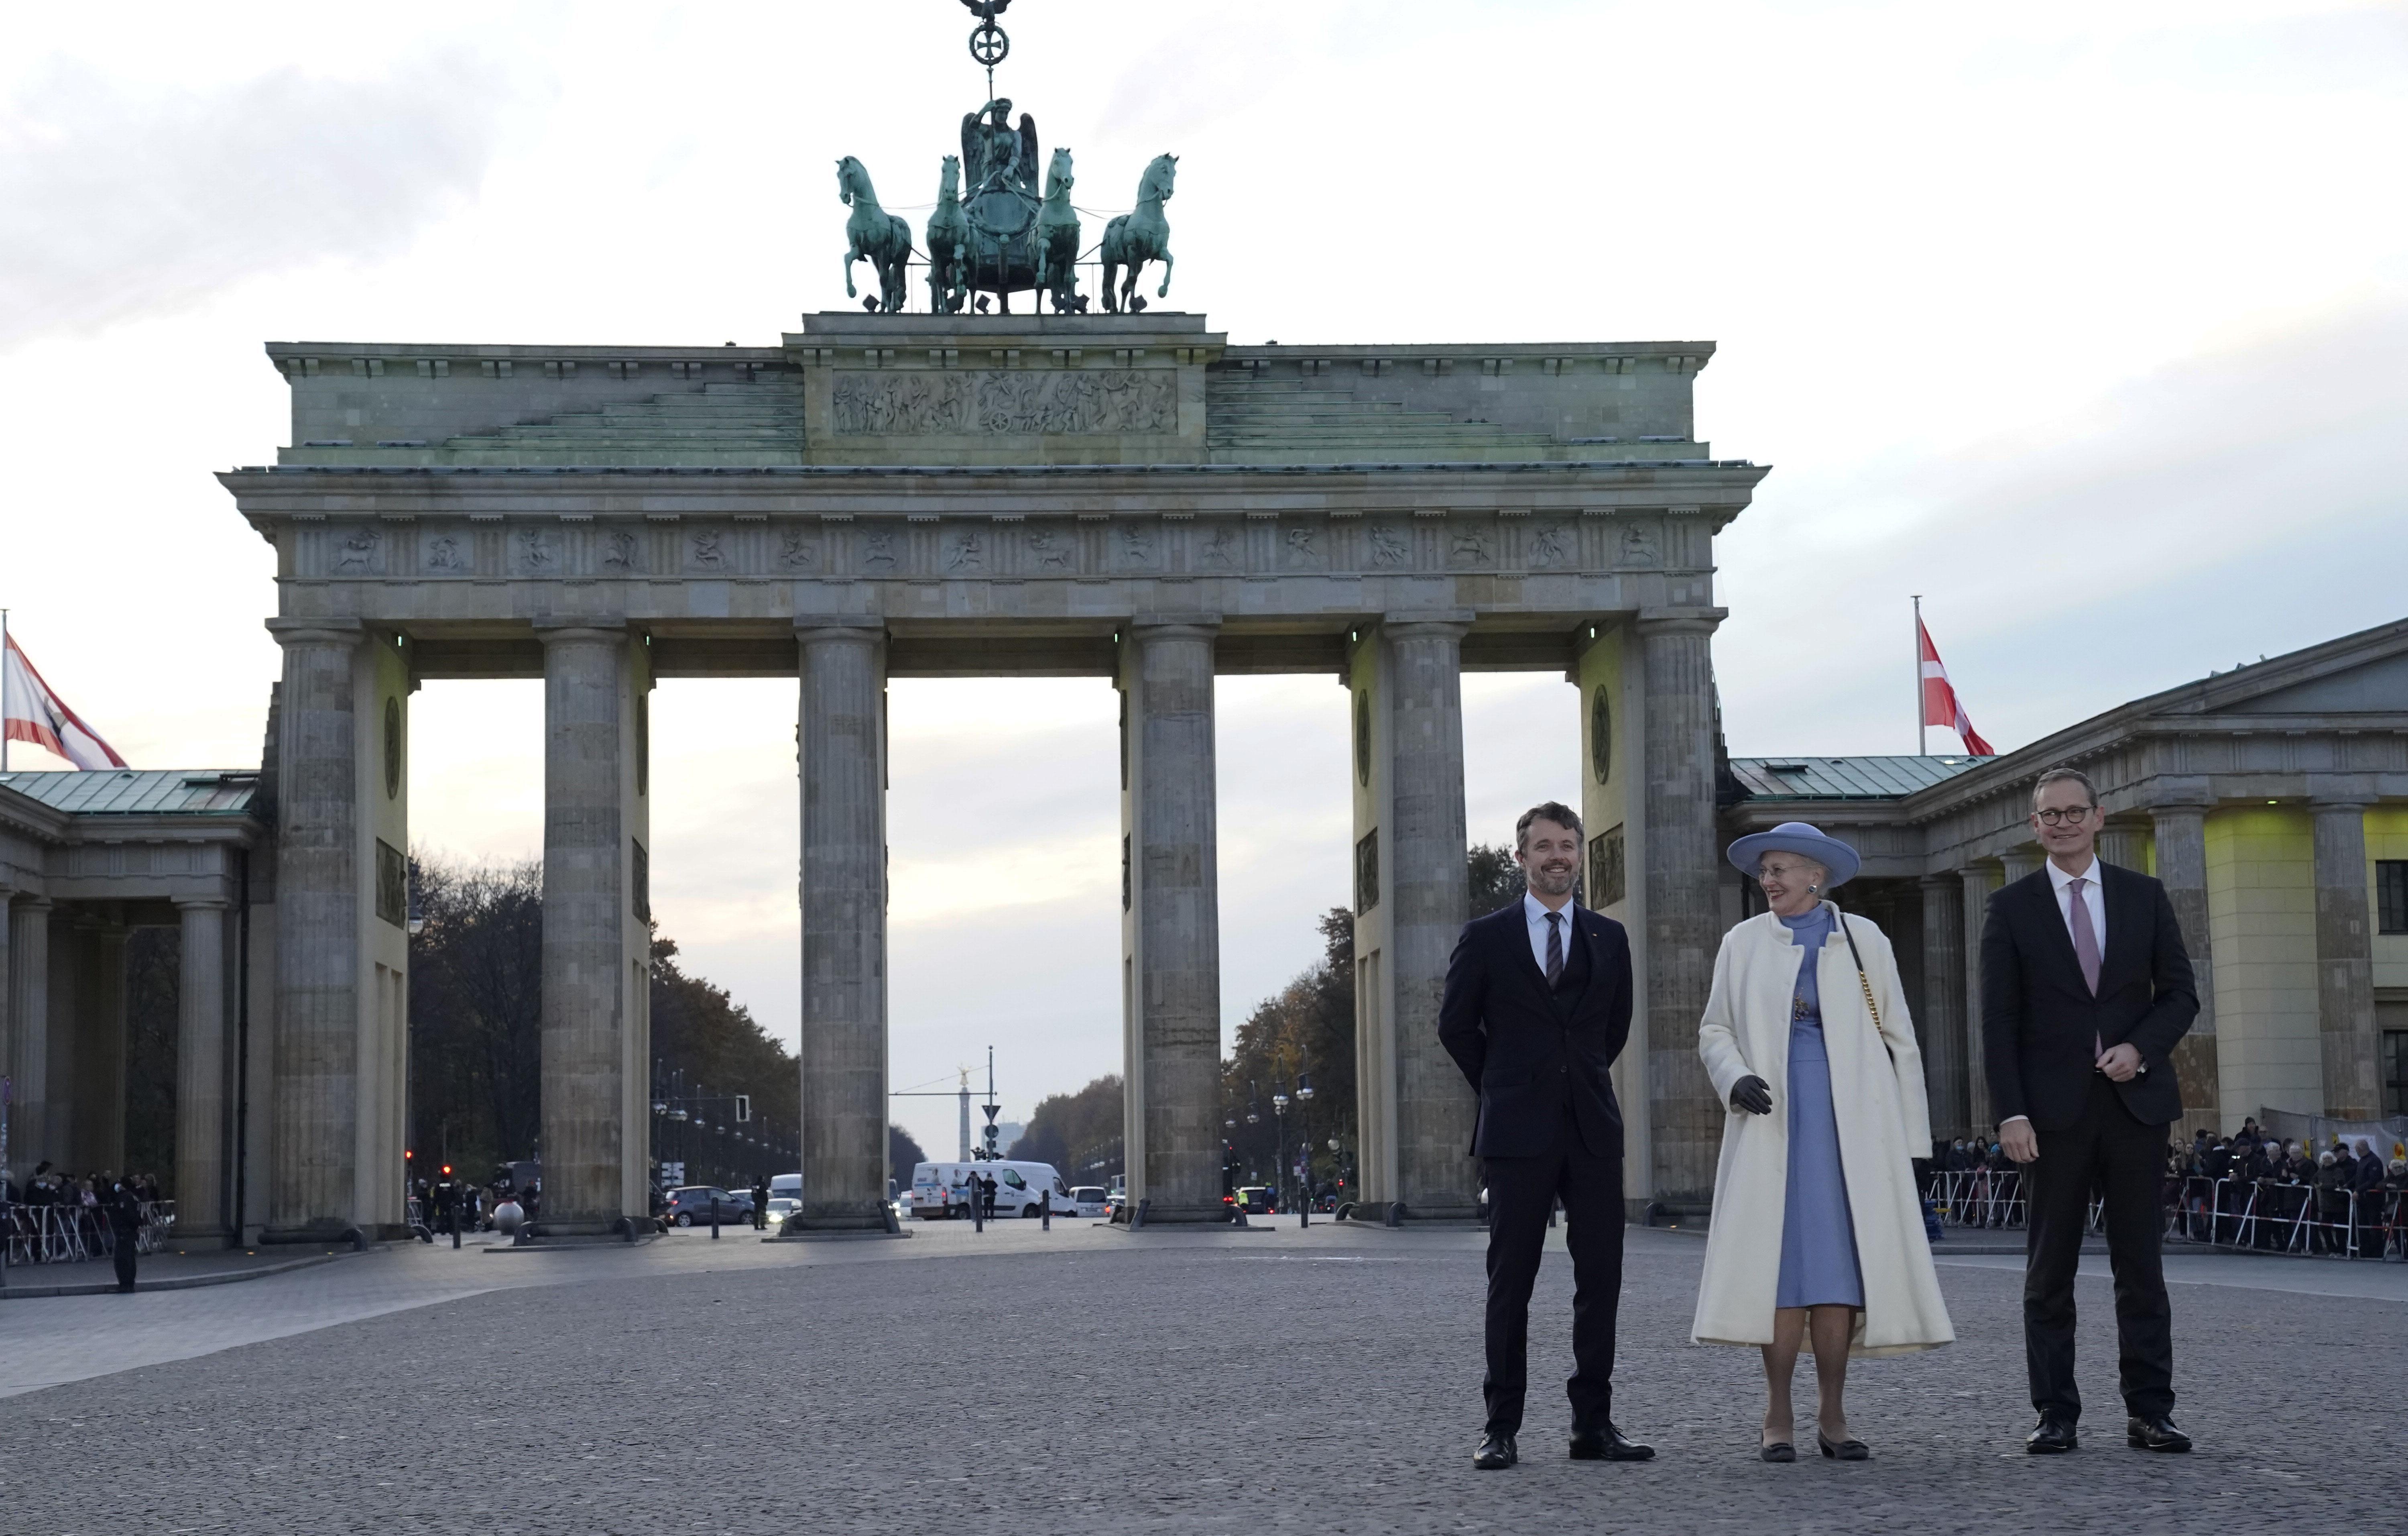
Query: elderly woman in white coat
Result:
<box><xmin>1692</xmin><ymin>822</ymin><xmax>1952</xmax><ymax>1463</ymax></box>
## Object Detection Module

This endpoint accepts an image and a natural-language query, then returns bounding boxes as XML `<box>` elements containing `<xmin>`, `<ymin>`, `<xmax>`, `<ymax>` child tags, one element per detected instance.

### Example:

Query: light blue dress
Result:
<box><xmin>1776</xmin><ymin>907</ymin><xmax>1865</xmax><ymax>1310</ymax></box>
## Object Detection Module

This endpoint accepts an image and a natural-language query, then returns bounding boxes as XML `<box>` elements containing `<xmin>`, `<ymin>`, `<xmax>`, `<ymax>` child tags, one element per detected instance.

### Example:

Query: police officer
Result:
<box><xmin>106</xmin><ymin>1180</ymin><xmax>144</xmax><ymax>1292</ymax></box>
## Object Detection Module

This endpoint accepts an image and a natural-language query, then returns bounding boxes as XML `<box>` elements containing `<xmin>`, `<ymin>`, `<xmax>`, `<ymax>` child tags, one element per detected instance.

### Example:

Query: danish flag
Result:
<box><xmin>1919</xmin><ymin>617</ymin><xmax>1995</xmax><ymax>757</ymax></box>
<box><xmin>3</xmin><ymin>632</ymin><xmax>128</xmax><ymax>771</ymax></box>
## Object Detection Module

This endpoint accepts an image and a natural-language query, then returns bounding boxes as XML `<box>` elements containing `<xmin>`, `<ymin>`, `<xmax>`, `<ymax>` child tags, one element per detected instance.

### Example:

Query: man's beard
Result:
<box><xmin>1527</xmin><ymin>863</ymin><xmax>1577</xmax><ymax>897</ymax></box>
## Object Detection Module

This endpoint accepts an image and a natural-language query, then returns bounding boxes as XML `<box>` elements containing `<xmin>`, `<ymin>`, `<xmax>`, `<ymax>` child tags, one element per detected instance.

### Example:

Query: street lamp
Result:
<box><xmin>1271</xmin><ymin>1085</ymin><xmax>1290</xmax><ymax>1213</ymax></box>
<box><xmin>1296</xmin><ymin>1073</ymin><xmax>1315</xmax><ymax>1211</ymax></box>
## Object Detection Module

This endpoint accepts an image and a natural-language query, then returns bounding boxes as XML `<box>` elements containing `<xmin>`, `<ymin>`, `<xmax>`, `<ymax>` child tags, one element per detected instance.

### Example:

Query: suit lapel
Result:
<box><xmin>1503</xmin><ymin>902</ymin><xmax>1551</xmax><ymax>996</ymax></box>
<box><xmin>2099</xmin><ymin>862</ymin><xmax>2146</xmax><ymax>990</ymax></box>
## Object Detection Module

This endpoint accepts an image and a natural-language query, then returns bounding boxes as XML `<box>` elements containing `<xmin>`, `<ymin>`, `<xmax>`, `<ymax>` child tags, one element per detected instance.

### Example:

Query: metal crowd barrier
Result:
<box><xmin>1921</xmin><ymin>1169</ymin><xmax>2404</xmax><ymax>1259</ymax></box>
<box><xmin>1923</xmin><ymin>1170</ymin><xmax>2116</xmax><ymax>1237</ymax></box>
<box><xmin>2163</xmin><ymin>1176</ymin><xmax>2403</xmax><ymax>1260</ymax></box>
<box><xmin>2</xmin><ymin>1200</ymin><xmax>176</xmax><ymax>1267</ymax></box>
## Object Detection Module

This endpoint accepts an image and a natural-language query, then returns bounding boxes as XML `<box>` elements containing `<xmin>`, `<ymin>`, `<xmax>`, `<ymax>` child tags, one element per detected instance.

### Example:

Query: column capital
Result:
<box><xmin>2305</xmin><ymin>773</ymin><xmax>2377</xmax><ymax>811</ymax></box>
<box><xmin>15</xmin><ymin>893</ymin><xmax>55</xmax><ymax>912</ymax></box>
<box><xmin>533</xmin><ymin>620</ymin><xmax>629</xmax><ymax>647</ymax></box>
<box><xmin>1919</xmin><ymin>872</ymin><xmax>1960</xmax><ymax>891</ymax></box>
<box><xmin>1125</xmin><ymin>615</ymin><xmax>1220</xmax><ymax>640</ymax></box>
<box><xmin>793</xmin><ymin>615</ymin><xmax>887</xmax><ymax>641</ymax></box>
<box><xmin>1378</xmin><ymin>609</ymin><xmax>1473</xmax><ymax>641</ymax></box>
<box><xmin>264</xmin><ymin>617</ymin><xmax>365</xmax><ymax>648</ymax></box>
<box><xmin>173</xmin><ymin>896</ymin><xmax>232</xmax><ymax>912</ymax></box>
<box><xmin>2148</xmin><ymin>800</ymin><xmax>2214</xmax><ymax>819</ymax></box>
<box><xmin>1634</xmin><ymin>606</ymin><xmax>1727</xmax><ymax>637</ymax></box>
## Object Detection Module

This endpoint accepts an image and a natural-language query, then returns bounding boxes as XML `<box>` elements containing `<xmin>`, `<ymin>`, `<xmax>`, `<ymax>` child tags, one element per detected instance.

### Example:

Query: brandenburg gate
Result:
<box><xmin>218</xmin><ymin>309</ymin><xmax>1765</xmax><ymax>1235</ymax></box>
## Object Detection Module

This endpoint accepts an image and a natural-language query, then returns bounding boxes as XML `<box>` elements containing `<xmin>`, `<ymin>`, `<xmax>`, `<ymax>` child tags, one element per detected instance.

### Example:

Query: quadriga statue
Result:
<box><xmin>926</xmin><ymin>155</ymin><xmax>971</xmax><ymax>314</ymax></box>
<box><xmin>837</xmin><ymin>155</ymin><xmax>912</xmax><ymax>314</ymax></box>
<box><xmin>1033</xmin><ymin>147</ymin><xmax>1084</xmax><ymax>314</ymax></box>
<box><xmin>1100</xmin><ymin>153</ymin><xmax>1176</xmax><ymax>314</ymax></box>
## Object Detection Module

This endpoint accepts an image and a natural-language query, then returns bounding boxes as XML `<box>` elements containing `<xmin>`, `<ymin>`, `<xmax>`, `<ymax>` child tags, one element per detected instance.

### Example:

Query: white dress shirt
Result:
<box><xmin>2046</xmin><ymin>856</ymin><xmax>2107</xmax><ymax>958</ymax></box>
<box><xmin>1522</xmin><ymin>891</ymin><xmax>1576</xmax><ymax>977</ymax></box>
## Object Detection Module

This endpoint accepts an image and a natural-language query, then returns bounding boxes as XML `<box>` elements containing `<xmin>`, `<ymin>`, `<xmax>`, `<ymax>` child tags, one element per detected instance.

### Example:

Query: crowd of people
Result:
<box><xmin>1</xmin><ymin>1162</ymin><xmax>167</xmax><ymax>1287</ymax></box>
<box><xmin>2167</xmin><ymin>1122</ymin><xmax>2407</xmax><ymax>1256</ymax></box>
<box><xmin>1913</xmin><ymin>1125</ymin><xmax>2408</xmax><ymax>1257</ymax></box>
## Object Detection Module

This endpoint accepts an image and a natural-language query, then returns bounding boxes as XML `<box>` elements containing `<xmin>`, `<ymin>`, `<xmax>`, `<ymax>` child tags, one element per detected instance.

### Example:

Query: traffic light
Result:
<box><xmin>439</xmin><ymin>1164</ymin><xmax>454</xmax><ymax>1179</ymax></box>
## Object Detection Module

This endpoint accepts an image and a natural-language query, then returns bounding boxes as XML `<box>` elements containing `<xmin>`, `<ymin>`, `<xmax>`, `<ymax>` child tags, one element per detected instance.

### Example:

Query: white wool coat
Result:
<box><xmin>1690</xmin><ymin>908</ymin><xmax>1955</xmax><ymax>1357</ymax></box>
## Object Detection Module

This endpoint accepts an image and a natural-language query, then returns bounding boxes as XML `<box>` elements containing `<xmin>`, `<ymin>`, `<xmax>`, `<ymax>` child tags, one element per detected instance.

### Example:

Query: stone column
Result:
<box><xmin>2148</xmin><ymin>803</ymin><xmax>2219</xmax><ymax>1133</ymax></box>
<box><xmin>1119</xmin><ymin>619</ymin><xmax>1224</xmax><ymax>1222</ymax></box>
<box><xmin>1383</xmin><ymin>615</ymin><xmax>1476</xmax><ymax>1219</ymax></box>
<box><xmin>174</xmin><ymin>898</ymin><xmax>231</xmax><ymax>1242</ymax></box>
<box><xmin>8</xmin><ymin>896</ymin><xmax>53</xmax><ymax>1171</ymax></box>
<box><xmin>266</xmin><ymin>619</ymin><xmax>365</xmax><ymax>1237</ymax></box>
<box><xmin>1918</xmin><ymin>874</ymin><xmax>1967</xmax><ymax>1141</ymax></box>
<box><xmin>2310</xmin><ymin>796</ymin><xmax>2381</xmax><ymax>1119</ymax></box>
<box><xmin>1960</xmin><ymin>866</ymin><xmax>1996</xmax><ymax>1131</ymax></box>
<box><xmin>1637</xmin><ymin>610</ymin><xmax>1724</xmax><ymax>1206</ymax></box>
<box><xmin>2095</xmin><ymin>821</ymin><xmax>2150</xmax><ymax>873</ymax></box>
<box><xmin>73</xmin><ymin>922</ymin><xmax>130</xmax><ymax>1174</ymax></box>
<box><xmin>539</xmin><ymin>625</ymin><xmax>635</xmax><ymax>1233</ymax></box>
<box><xmin>795</xmin><ymin>620</ymin><xmax>888</xmax><ymax>1227</ymax></box>
<box><xmin>0</xmin><ymin>890</ymin><xmax>11</xmax><ymax>1179</ymax></box>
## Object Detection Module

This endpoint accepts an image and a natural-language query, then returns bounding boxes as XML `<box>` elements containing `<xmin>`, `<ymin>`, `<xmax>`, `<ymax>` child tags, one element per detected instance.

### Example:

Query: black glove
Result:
<box><xmin>1729</xmin><ymin>1076</ymin><xmax>1773</xmax><ymax>1116</ymax></box>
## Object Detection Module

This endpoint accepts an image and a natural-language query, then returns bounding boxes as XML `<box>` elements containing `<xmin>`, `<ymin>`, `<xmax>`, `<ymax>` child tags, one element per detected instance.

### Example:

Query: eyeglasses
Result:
<box><xmin>2032</xmin><ymin>805</ymin><xmax>2097</xmax><ymax>826</ymax></box>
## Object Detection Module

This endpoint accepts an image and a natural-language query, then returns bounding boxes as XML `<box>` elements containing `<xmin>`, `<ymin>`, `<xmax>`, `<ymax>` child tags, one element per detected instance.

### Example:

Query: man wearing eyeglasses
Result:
<box><xmin>1982</xmin><ymin>766</ymin><xmax>2199</xmax><ymax>1456</ymax></box>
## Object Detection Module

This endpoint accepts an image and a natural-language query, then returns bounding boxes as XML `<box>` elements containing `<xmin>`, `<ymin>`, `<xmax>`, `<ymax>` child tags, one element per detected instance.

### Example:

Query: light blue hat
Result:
<box><xmin>1726</xmin><ymin>821</ymin><xmax>1861</xmax><ymax>889</ymax></box>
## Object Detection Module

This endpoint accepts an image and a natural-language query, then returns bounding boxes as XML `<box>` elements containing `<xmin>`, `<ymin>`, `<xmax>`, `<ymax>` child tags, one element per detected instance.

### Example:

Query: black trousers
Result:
<box><xmin>112</xmin><ymin>1239</ymin><xmax>137</xmax><ymax>1291</ymax></box>
<box><xmin>2023</xmin><ymin>1074</ymin><xmax>2173</xmax><ymax>1423</ymax></box>
<box><xmin>1481</xmin><ymin>1132</ymin><xmax>1623</xmax><ymax>1436</ymax></box>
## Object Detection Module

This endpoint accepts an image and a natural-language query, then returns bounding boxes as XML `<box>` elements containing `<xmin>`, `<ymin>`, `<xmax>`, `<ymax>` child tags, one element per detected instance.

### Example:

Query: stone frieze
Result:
<box><xmin>830</xmin><ymin>368</ymin><xmax>1176</xmax><ymax>436</ymax></box>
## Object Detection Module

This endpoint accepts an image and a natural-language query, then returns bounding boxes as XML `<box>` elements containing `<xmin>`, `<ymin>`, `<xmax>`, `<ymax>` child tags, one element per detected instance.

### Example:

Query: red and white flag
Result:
<box><xmin>4</xmin><ymin>633</ymin><xmax>128</xmax><ymax>771</ymax></box>
<box><xmin>1919</xmin><ymin>617</ymin><xmax>1995</xmax><ymax>757</ymax></box>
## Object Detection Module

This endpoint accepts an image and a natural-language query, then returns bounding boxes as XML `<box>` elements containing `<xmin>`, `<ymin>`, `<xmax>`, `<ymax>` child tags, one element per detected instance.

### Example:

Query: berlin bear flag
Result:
<box><xmin>3</xmin><ymin>630</ymin><xmax>128</xmax><ymax>771</ymax></box>
<box><xmin>1918</xmin><ymin>613</ymin><xmax>1995</xmax><ymax>757</ymax></box>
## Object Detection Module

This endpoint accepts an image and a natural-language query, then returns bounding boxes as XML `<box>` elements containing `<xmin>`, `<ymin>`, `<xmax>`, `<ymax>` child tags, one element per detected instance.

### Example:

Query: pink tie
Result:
<box><xmin>2068</xmin><ymin>877</ymin><xmax>2102</xmax><ymax>996</ymax></box>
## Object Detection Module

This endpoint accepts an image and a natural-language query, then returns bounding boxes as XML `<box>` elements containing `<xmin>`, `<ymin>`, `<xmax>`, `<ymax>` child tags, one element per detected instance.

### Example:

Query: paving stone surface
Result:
<box><xmin>1</xmin><ymin>1221</ymin><xmax>2401</xmax><ymax>1534</ymax></box>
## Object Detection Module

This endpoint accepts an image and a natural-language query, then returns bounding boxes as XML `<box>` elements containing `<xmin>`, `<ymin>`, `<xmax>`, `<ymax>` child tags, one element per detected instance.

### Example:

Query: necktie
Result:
<box><xmin>2067</xmin><ymin>877</ymin><xmax>2102</xmax><ymax>996</ymax></box>
<box><xmin>1544</xmin><ymin>911</ymin><xmax>1564</xmax><ymax>987</ymax></box>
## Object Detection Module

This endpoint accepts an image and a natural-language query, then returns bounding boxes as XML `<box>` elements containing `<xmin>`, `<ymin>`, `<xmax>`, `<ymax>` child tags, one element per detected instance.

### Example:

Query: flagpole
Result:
<box><xmin>2</xmin><ymin>607</ymin><xmax>10</xmax><ymax>773</ymax></box>
<box><xmin>1912</xmin><ymin>595</ymin><xmax>1925</xmax><ymax>757</ymax></box>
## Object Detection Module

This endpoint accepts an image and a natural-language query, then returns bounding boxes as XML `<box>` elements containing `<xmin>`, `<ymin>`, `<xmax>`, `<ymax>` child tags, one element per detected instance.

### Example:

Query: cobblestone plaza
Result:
<box><xmin>4</xmin><ymin>1226</ymin><xmax>2402</xmax><ymax>1534</ymax></box>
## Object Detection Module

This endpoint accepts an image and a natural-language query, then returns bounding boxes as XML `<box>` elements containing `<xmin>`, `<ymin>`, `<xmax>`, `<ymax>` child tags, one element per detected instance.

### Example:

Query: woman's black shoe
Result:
<box><xmin>1760</xmin><ymin>1441</ymin><xmax>1796</xmax><ymax>1463</ymax></box>
<box><xmin>1817</xmin><ymin>1430</ymin><xmax>1870</xmax><ymax>1461</ymax></box>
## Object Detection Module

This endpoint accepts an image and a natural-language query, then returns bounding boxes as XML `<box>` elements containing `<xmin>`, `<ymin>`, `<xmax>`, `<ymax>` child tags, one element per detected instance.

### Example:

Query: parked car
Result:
<box><xmin>764</xmin><ymin>1195</ymin><xmax>801</xmax><ymax>1229</ymax></box>
<box><xmin>1067</xmin><ymin>1186</ymin><xmax>1109</xmax><ymax>1219</ymax></box>
<box><xmin>664</xmin><ymin>1186</ymin><xmax>753</xmax><ymax>1227</ymax></box>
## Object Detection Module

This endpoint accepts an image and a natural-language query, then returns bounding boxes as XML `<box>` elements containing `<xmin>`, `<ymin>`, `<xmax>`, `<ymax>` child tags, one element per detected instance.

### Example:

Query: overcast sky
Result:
<box><xmin>5</xmin><ymin>2</ymin><xmax>2403</xmax><ymax>1157</ymax></box>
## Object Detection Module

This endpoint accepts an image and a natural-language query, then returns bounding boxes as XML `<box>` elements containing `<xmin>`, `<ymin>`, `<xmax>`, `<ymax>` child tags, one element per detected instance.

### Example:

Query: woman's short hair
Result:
<box><xmin>1515</xmin><ymin>801</ymin><xmax>1583</xmax><ymax>849</ymax></box>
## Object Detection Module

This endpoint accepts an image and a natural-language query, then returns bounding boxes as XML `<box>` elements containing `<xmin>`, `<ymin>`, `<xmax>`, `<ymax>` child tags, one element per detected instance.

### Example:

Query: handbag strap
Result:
<box><xmin>1828</xmin><ymin>900</ymin><xmax>1883</xmax><ymax>1034</ymax></box>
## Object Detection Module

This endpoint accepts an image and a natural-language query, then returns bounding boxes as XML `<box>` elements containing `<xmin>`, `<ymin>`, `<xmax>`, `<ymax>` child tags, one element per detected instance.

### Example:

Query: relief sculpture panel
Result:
<box><xmin>830</xmin><ymin>369</ymin><xmax>1177</xmax><ymax>436</ymax></box>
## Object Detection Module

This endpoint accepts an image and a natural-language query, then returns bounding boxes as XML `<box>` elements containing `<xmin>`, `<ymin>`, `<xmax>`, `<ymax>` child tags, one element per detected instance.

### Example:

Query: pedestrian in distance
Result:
<box><xmin>980</xmin><ymin>1173</ymin><xmax>998</xmax><ymax>1224</ymax></box>
<box><xmin>1437</xmin><ymin>801</ymin><xmax>1652</xmax><ymax>1471</ymax></box>
<box><xmin>104</xmin><ymin>1180</ymin><xmax>144</xmax><ymax>1292</ymax></box>
<box><xmin>751</xmin><ymin>1177</ymin><xmax>769</xmax><ymax>1232</ymax></box>
<box><xmin>1983</xmin><ymin>766</ymin><xmax>2199</xmax><ymax>1455</ymax></box>
<box><xmin>1693</xmin><ymin>823</ymin><xmax>1953</xmax><ymax>1463</ymax></box>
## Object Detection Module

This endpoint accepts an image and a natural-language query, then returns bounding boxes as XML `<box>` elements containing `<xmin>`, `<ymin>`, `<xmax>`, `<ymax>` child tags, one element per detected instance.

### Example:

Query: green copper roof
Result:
<box><xmin>0</xmin><ymin>769</ymin><xmax>259</xmax><ymax>816</ymax></box>
<box><xmin>1728</xmin><ymin>755</ymin><xmax>1981</xmax><ymax>801</ymax></box>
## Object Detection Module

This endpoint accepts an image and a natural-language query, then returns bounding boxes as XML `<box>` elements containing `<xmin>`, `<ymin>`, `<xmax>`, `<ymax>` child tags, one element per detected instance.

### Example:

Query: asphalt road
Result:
<box><xmin>1</xmin><ymin>1220</ymin><xmax>2400</xmax><ymax>1534</ymax></box>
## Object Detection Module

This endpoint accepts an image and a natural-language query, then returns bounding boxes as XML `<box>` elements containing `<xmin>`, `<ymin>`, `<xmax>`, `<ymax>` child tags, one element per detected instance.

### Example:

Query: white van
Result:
<box><xmin>909</xmin><ymin>1160</ymin><xmax>1072</xmax><ymax>1219</ymax></box>
<box><xmin>768</xmin><ymin>1172</ymin><xmax>801</xmax><ymax>1202</ymax></box>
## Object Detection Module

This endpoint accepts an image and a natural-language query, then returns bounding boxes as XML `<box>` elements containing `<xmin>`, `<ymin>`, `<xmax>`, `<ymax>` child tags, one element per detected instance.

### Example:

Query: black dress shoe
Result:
<box><xmin>1474</xmin><ymin>1431</ymin><xmax>1518</xmax><ymax>1470</ymax></box>
<box><xmin>1759</xmin><ymin>1441</ymin><xmax>1796</xmax><ymax>1463</ymax></box>
<box><xmin>2127</xmin><ymin>1415</ymin><xmax>2192</xmax><ymax>1452</ymax></box>
<box><xmin>1569</xmin><ymin>1423</ymin><xmax>1655</xmax><ymax>1461</ymax></box>
<box><xmin>2025</xmin><ymin>1416</ymin><xmax>2078</xmax><ymax>1454</ymax></box>
<box><xmin>1816</xmin><ymin>1430</ymin><xmax>1870</xmax><ymax>1461</ymax></box>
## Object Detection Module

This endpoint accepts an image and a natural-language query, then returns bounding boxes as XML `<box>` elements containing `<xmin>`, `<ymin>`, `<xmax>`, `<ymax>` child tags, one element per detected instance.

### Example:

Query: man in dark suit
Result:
<box><xmin>1439</xmin><ymin>801</ymin><xmax>1651</xmax><ymax>1471</ymax></box>
<box><xmin>1983</xmin><ymin>766</ymin><xmax>2199</xmax><ymax>1455</ymax></box>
